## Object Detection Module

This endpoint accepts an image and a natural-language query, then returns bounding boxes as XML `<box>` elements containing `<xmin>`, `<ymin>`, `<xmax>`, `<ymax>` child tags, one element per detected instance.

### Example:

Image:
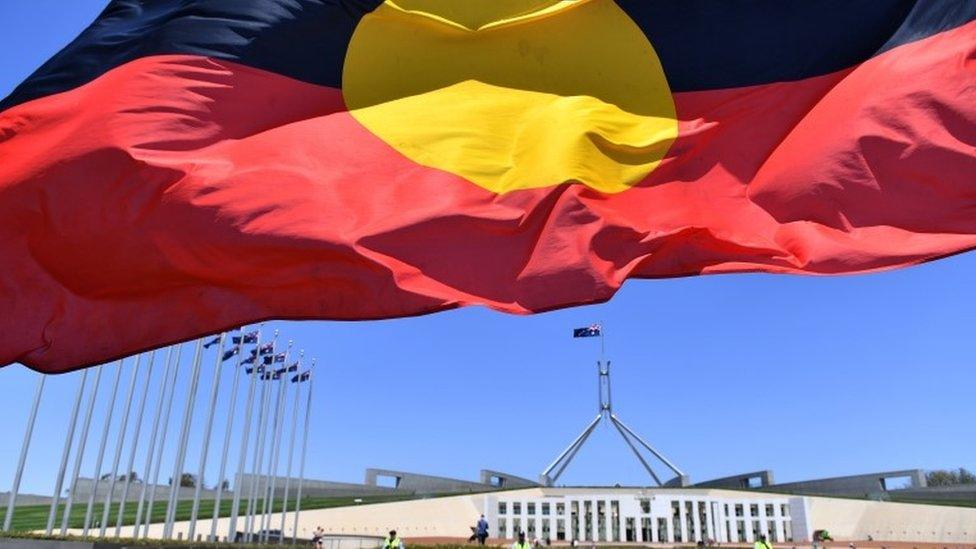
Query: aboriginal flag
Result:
<box><xmin>2</xmin><ymin>1</ymin><xmax>975</xmax><ymax>373</ymax></box>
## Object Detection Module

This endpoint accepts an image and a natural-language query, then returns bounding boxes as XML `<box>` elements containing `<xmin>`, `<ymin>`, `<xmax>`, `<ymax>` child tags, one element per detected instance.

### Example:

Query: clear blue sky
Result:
<box><xmin>1</xmin><ymin>1</ymin><xmax>973</xmax><ymax>498</ymax></box>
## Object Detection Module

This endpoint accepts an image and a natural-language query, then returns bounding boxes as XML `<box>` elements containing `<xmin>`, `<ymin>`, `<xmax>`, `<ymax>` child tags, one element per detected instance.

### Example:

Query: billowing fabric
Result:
<box><xmin>1</xmin><ymin>0</ymin><xmax>975</xmax><ymax>372</ymax></box>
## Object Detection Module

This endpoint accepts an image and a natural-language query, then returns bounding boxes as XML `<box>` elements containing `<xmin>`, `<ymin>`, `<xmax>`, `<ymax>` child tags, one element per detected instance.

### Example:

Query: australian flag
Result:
<box><xmin>245</xmin><ymin>364</ymin><xmax>266</xmax><ymax>375</ymax></box>
<box><xmin>257</xmin><ymin>342</ymin><xmax>274</xmax><ymax>355</ymax></box>
<box><xmin>241</xmin><ymin>354</ymin><xmax>256</xmax><ymax>365</ymax></box>
<box><xmin>222</xmin><ymin>345</ymin><xmax>240</xmax><ymax>361</ymax></box>
<box><xmin>275</xmin><ymin>362</ymin><xmax>299</xmax><ymax>375</ymax></box>
<box><xmin>263</xmin><ymin>352</ymin><xmax>286</xmax><ymax>365</ymax></box>
<box><xmin>291</xmin><ymin>371</ymin><xmax>311</xmax><ymax>383</ymax></box>
<box><xmin>203</xmin><ymin>336</ymin><xmax>221</xmax><ymax>349</ymax></box>
<box><xmin>232</xmin><ymin>330</ymin><xmax>259</xmax><ymax>345</ymax></box>
<box><xmin>573</xmin><ymin>324</ymin><xmax>602</xmax><ymax>338</ymax></box>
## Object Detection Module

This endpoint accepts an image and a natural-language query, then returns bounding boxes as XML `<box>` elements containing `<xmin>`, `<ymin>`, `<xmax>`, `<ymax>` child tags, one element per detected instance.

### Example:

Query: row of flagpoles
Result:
<box><xmin>3</xmin><ymin>326</ymin><xmax>316</xmax><ymax>544</ymax></box>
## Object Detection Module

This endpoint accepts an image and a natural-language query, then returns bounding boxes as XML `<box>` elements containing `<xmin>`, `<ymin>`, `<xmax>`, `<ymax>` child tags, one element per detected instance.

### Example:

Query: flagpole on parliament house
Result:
<box><xmin>229</xmin><ymin>327</ymin><xmax>264</xmax><ymax>541</ymax></box>
<box><xmin>45</xmin><ymin>368</ymin><xmax>88</xmax><ymax>535</ymax></box>
<box><xmin>132</xmin><ymin>346</ymin><xmax>173</xmax><ymax>537</ymax></box>
<box><xmin>212</xmin><ymin>326</ymin><xmax>251</xmax><ymax>542</ymax></box>
<box><xmin>4</xmin><ymin>373</ymin><xmax>45</xmax><ymax>532</ymax></box>
<box><xmin>114</xmin><ymin>350</ymin><xmax>156</xmax><ymax>537</ymax></box>
<box><xmin>60</xmin><ymin>365</ymin><xmax>105</xmax><ymax>535</ymax></box>
<box><xmin>279</xmin><ymin>352</ymin><xmax>305</xmax><ymax>539</ymax></box>
<box><xmin>188</xmin><ymin>332</ymin><xmax>228</xmax><ymax>542</ymax></box>
<box><xmin>260</xmin><ymin>341</ymin><xmax>294</xmax><ymax>543</ymax></box>
<box><xmin>245</xmin><ymin>330</ymin><xmax>279</xmax><ymax>541</ymax></box>
<box><xmin>291</xmin><ymin>359</ymin><xmax>315</xmax><ymax>545</ymax></box>
<box><xmin>163</xmin><ymin>338</ymin><xmax>205</xmax><ymax>539</ymax></box>
<box><xmin>82</xmin><ymin>360</ymin><xmax>124</xmax><ymax>536</ymax></box>
<box><xmin>140</xmin><ymin>344</ymin><xmax>181</xmax><ymax>538</ymax></box>
<box><xmin>100</xmin><ymin>354</ymin><xmax>144</xmax><ymax>537</ymax></box>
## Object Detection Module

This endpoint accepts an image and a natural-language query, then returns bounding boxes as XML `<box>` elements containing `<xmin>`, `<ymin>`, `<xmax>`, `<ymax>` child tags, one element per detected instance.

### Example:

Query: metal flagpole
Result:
<box><xmin>5</xmin><ymin>373</ymin><xmax>45</xmax><ymax>531</ymax></box>
<box><xmin>260</xmin><ymin>342</ymin><xmax>293</xmax><ymax>544</ymax></box>
<box><xmin>60</xmin><ymin>366</ymin><xmax>105</xmax><ymax>535</ymax></box>
<box><xmin>163</xmin><ymin>338</ymin><xmax>205</xmax><ymax>540</ymax></box>
<box><xmin>100</xmin><ymin>354</ymin><xmax>143</xmax><ymax>537</ymax></box>
<box><xmin>187</xmin><ymin>333</ymin><xmax>228</xmax><ymax>542</ymax></box>
<box><xmin>227</xmin><ymin>328</ymin><xmax>263</xmax><ymax>542</ymax></box>
<box><xmin>211</xmin><ymin>327</ymin><xmax>249</xmax><ymax>542</ymax></box>
<box><xmin>132</xmin><ymin>347</ymin><xmax>171</xmax><ymax>538</ymax></box>
<box><xmin>141</xmin><ymin>344</ymin><xmax>182</xmax><ymax>538</ymax></box>
<box><xmin>44</xmin><ymin>366</ymin><xmax>87</xmax><ymax>536</ymax></box>
<box><xmin>243</xmin><ymin>364</ymin><xmax>270</xmax><ymax>542</ymax></box>
<box><xmin>291</xmin><ymin>361</ymin><xmax>315</xmax><ymax>545</ymax></box>
<box><xmin>45</xmin><ymin>368</ymin><xmax>88</xmax><ymax>535</ymax></box>
<box><xmin>245</xmin><ymin>330</ymin><xmax>278</xmax><ymax>541</ymax></box>
<box><xmin>82</xmin><ymin>359</ymin><xmax>125</xmax><ymax>536</ymax></box>
<box><xmin>278</xmin><ymin>353</ymin><xmax>304</xmax><ymax>542</ymax></box>
<box><xmin>114</xmin><ymin>350</ymin><xmax>156</xmax><ymax>537</ymax></box>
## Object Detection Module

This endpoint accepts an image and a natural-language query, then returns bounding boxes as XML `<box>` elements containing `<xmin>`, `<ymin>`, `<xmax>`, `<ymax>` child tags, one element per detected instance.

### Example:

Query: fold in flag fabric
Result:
<box><xmin>573</xmin><ymin>325</ymin><xmax>603</xmax><ymax>338</ymax></box>
<box><xmin>292</xmin><ymin>371</ymin><xmax>311</xmax><ymax>384</ymax></box>
<box><xmin>2</xmin><ymin>0</ymin><xmax>975</xmax><ymax>373</ymax></box>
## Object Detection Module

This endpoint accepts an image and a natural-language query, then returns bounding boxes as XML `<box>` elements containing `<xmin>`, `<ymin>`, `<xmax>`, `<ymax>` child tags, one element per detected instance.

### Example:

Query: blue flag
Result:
<box><xmin>573</xmin><ymin>324</ymin><xmax>602</xmax><ymax>338</ymax></box>
<box><xmin>203</xmin><ymin>336</ymin><xmax>221</xmax><ymax>348</ymax></box>
<box><xmin>221</xmin><ymin>345</ymin><xmax>240</xmax><ymax>361</ymax></box>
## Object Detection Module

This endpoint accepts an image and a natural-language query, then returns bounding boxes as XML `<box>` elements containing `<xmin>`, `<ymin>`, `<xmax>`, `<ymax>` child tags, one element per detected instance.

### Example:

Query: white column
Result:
<box><xmin>691</xmin><ymin>501</ymin><xmax>701</xmax><ymax>542</ymax></box>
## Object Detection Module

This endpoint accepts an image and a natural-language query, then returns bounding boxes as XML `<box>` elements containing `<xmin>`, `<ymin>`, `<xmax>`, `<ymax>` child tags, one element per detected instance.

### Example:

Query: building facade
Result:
<box><xmin>490</xmin><ymin>489</ymin><xmax>801</xmax><ymax>544</ymax></box>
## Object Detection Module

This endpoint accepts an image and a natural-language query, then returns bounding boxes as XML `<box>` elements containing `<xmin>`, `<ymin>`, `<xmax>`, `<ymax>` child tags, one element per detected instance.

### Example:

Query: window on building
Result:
<box><xmin>685</xmin><ymin>502</ymin><xmax>694</xmax><ymax>542</ymax></box>
<box><xmin>597</xmin><ymin>501</ymin><xmax>607</xmax><ymax>542</ymax></box>
<box><xmin>556</xmin><ymin>519</ymin><xmax>566</xmax><ymax>541</ymax></box>
<box><xmin>513</xmin><ymin>502</ymin><xmax>522</xmax><ymax>515</ymax></box>
<box><xmin>498</xmin><ymin>519</ymin><xmax>507</xmax><ymax>538</ymax></box>
<box><xmin>752</xmin><ymin>520</ymin><xmax>761</xmax><ymax>541</ymax></box>
<box><xmin>734</xmin><ymin>504</ymin><xmax>743</xmax><ymax>517</ymax></box>
<box><xmin>724</xmin><ymin>504</ymin><xmax>729</xmax><ymax>516</ymax></box>
<box><xmin>542</xmin><ymin>519</ymin><xmax>551</xmax><ymax>538</ymax></box>
<box><xmin>542</xmin><ymin>502</ymin><xmax>550</xmax><ymax>516</ymax></box>
<box><xmin>513</xmin><ymin>518</ymin><xmax>522</xmax><ymax>536</ymax></box>
<box><xmin>765</xmin><ymin>504</ymin><xmax>775</xmax><ymax>517</ymax></box>
<box><xmin>698</xmin><ymin>501</ymin><xmax>709</xmax><ymax>540</ymax></box>
<box><xmin>571</xmin><ymin>502</ymin><xmax>580</xmax><ymax>541</ymax></box>
<box><xmin>641</xmin><ymin>517</ymin><xmax>653</xmax><ymax>543</ymax></box>
<box><xmin>749</xmin><ymin>504</ymin><xmax>759</xmax><ymax>518</ymax></box>
<box><xmin>657</xmin><ymin>518</ymin><xmax>669</xmax><ymax>543</ymax></box>
<box><xmin>767</xmin><ymin>520</ymin><xmax>777</xmax><ymax>542</ymax></box>
<box><xmin>625</xmin><ymin>517</ymin><xmax>636</xmax><ymax>542</ymax></box>
<box><xmin>671</xmin><ymin>502</ymin><xmax>682</xmax><ymax>543</ymax></box>
<box><xmin>781</xmin><ymin>504</ymin><xmax>789</xmax><ymax>518</ymax></box>
<box><xmin>499</xmin><ymin>502</ymin><xmax>507</xmax><ymax>515</ymax></box>
<box><xmin>784</xmin><ymin>520</ymin><xmax>793</xmax><ymax>542</ymax></box>
<box><xmin>528</xmin><ymin>503</ymin><xmax>536</xmax><ymax>515</ymax></box>
<box><xmin>584</xmin><ymin>501</ymin><xmax>593</xmax><ymax>541</ymax></box>
<box><xmin>527</xmin><ymin>518</ymin><xmax>537</xmax><ymax>538</ymax></box>
<box><xmin>736</xmin><ymin>521</ymin><xmax>746</xmax><ymax>543</ymax></box>
<box><xmin>556</xmin><ymin>503</ymin><xmax>565</xmax><ymax>516</ymax></box>
<box><xmin>611</xmin><ymin>501</ymin><xmax>620</xmax><ymax>542</ymax></box>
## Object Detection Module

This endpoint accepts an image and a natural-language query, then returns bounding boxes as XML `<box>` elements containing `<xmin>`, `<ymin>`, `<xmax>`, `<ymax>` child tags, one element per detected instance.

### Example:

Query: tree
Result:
<box><xmin>958</xmin><ymin>468</ymin><xmax>976</xmax><ymax>484</ymax></box>
<box><xmin>926</xmin><ymin>468</ymin><xmax>976</xmax><ymax>487</ymax></box>
<box><xmin>179</xmin><ymin>473</ymin><xmax>197</xmax><ymax>488</ymax></box>
<box><xmin>220</xmin><ymin>479</ymin><xmax>230</xmax><ymax>491</ymax></box>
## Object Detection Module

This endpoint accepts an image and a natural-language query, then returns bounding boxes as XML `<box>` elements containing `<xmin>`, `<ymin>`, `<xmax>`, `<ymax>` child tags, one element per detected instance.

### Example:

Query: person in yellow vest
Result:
<box><xmin>384</xmin><ymin>530</ymin><xmax>404</xmax><ymax>549</ymax></box>
<box><xmin>754</xmin><ymin>534</ymin><xmax>772</xmax><ymax>549</ymax></box>
<box><xmin>512</xmin><ymin>531</ymin><xmax>531</xmax><ymax>549</ymax></box>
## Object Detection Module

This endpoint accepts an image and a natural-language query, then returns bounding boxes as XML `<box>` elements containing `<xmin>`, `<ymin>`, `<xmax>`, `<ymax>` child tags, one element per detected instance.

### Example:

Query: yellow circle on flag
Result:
<box><xmin>343</xmin><ymin>0</ymin><xmax>677</xmax><ymax>194</ymax></box>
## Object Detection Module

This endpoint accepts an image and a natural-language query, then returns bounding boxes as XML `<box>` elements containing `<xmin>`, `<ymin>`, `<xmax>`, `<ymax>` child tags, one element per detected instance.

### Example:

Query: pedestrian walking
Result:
<box><xmin>512</xmin><ymin>531</ymin><xmax>531</xmax><ymax>549</ymax></box>
<box><xmin>476</xmin><ymin>514</ymin><xmax>489</xmax><ymax>545</ymax></box>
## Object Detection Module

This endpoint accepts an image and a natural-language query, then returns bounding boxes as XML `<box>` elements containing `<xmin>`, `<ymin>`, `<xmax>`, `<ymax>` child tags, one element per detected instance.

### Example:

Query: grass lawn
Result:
<box><xmin>0</xmin><ymin>493</ymin><xmax>419</xmax><ymax>533</ymax></box>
